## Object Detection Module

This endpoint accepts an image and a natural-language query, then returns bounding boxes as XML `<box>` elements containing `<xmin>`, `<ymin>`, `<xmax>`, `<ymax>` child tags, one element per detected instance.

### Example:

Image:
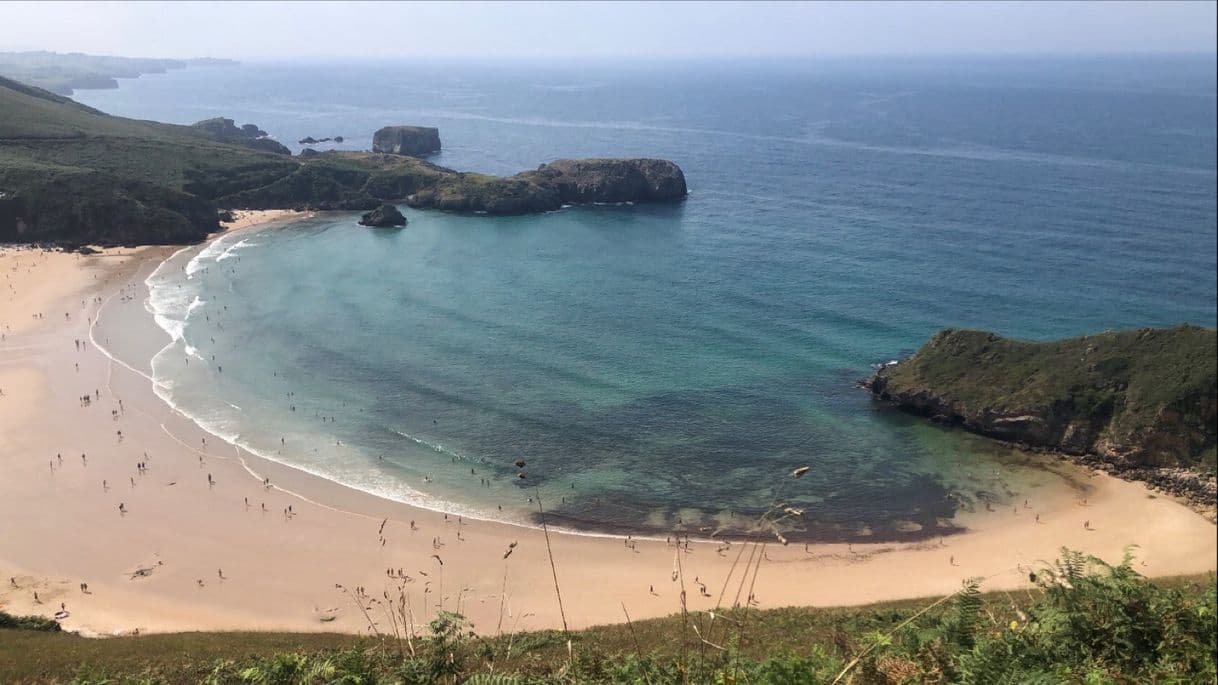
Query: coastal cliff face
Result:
<box><xmin>190</xmin><ymin>118</ymin><xmax>292</xmax><ymax>155</ymax></box>
<box><xmin>372</xmin><ymin>126</ymin><xmax>441</xmax><ymax>157</ymax></box>
<box><xmin>868</xmin><ymin>326</ymin><xmax>1216</xmax><ymax>467</ymax></box>
<box><xmin>0</xmin><ymin>164</ymin><xmax>218</xmax><ymax>246</ymax></box>
<box><xmin>531</xmin><ymin>158</ymin><xmax>688</xmax><ymax>205</ymax></box>
<box><xmin>403</xmin><ymin>158</ymin><xmax>688</xmax><ymax>214</ymax></box>
<box><xmin>867</xmin><ymin>326</ymin><xmax>1217</xmax><ymax>509</ymax></box>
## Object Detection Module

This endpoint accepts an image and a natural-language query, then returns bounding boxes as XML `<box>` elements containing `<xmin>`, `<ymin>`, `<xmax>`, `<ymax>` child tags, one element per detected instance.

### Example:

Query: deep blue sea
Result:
<box><xmin>77</xmin><ymin>57</ymin><xmax>1218</xmax><ymax>540</ymax></box>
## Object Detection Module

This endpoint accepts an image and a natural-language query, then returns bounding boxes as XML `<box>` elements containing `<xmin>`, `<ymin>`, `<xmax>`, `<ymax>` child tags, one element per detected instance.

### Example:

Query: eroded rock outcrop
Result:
<box><xmin>372</xmin><ymin>126</ymin><xmax>441</xmax><ymax>157</ymax></box>
<box><xmin>530</xmin><ymin>158</ymin><xmax>688</xmax><ymax>205</ymax></box>
<box><xmin>358</xmin><ymin>203</ymin><xmax>407</xmax><ymax>227</ymax></box>
<box><xmin>191</xmin><ymin>117</ymin><xmax>291</xmax><ymax>155</ymax></box>
<box><xmin>403</xmin><ymin>158</ymin><xmax>687</xmax><ymax>214</ymax></box>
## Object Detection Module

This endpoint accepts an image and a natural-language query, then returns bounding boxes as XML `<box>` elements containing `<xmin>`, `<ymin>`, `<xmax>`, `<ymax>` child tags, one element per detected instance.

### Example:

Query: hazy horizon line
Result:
<box><xmin>4</xmin><ymin>48</ymin><xmax>1217</xmax><ymax>63</ymax></box>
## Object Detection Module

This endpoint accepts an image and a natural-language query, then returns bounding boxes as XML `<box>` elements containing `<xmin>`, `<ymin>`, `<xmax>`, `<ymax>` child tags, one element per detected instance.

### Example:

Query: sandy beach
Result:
<box><xmin>1</xmin><ymin>210</ymin><xmax>1214</xmax><ymax>638</ymax></box>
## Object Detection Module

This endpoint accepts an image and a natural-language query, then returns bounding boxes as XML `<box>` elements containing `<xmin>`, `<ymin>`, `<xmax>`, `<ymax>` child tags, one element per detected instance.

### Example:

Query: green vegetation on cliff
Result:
<box><xmin>1</xmin><ymin>75</ymin><xmax>687</xmax><ymax>247</ymax></box>
<box><xmin>0</xmin><ymin>74</ymin><xmax>297</xmax><ymax>245</ymax></box>
<box><xmin>869</xmin><ymin>325</ymin><xmax>1217</xmax><ymax>472</ymax></box>
<box><xmin>1</xmin><ymin>554</ymin><xmax>1213</xmax><ymax>684</ymax></box>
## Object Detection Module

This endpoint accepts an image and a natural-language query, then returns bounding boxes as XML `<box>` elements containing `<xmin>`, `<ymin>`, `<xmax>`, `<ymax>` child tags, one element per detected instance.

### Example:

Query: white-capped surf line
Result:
<box><xmin>94</xmin><ymin>230</ymin><xmax>687</xmax><ymax>543</ymax></box>
<box><xmin>122</xmin><ymin>231</ymin><xmax>535</xmax><ymax>528</ymax></box>
<box><xmin>216</xmin><ymin>238</ymin><xmax>257</xmax><ymax>262</ymax></box>
<box><xmin>184</xmin><ymin>231</ymin><xmax>233</xmax><ymax>277</ymax></box>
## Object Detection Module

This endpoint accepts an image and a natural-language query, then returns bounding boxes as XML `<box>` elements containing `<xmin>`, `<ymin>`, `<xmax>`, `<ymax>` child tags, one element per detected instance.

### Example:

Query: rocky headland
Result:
<box><xmin>402</xmin><ymin>157</ymin><xmax>689</xmax><ymax>214</ymax></box>
<box><xmin>0</xmin><ymin>75</ymin><xmax>687</xmax><ymax>247</ymax></box>
<box><xmin>0</xmin><ymin>50</ymin><xmax>238</xmax><ymax>95</ymax></box>
<box><xmin>866</xmin><ymin>325</ymin><xmax>1218</xmax><ymax>517</ymax></box>
<box><xmin>190</xmin><ymin>117</ymin><xmax>291</xmax><ymax>155</ymax></box>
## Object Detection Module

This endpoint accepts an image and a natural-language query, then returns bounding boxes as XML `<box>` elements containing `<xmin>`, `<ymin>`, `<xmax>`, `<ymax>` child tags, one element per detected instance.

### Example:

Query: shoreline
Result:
<box><xmin>133</xmin><ymin>216</ymin><xmax>976</xmax><ymax>548</ymax></box>
<box><xmin>1</xmin><ymin>214</ymin><xmax>1215</xmax><ymax>638</ymax></box>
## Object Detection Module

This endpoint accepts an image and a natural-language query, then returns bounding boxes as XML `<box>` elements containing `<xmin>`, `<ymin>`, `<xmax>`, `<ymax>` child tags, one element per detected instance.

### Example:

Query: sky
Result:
<box><xmin>0</xmin><ymin>1</ymin><xmax>1214</xmax><ymax>60</ymax></box>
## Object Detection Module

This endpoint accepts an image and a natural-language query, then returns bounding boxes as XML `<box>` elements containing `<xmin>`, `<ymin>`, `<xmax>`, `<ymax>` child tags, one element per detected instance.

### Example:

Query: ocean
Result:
<box><xmin>76</xmin><ymin>56</ymin><xmax>1218</xmax><ymax>541</ymax></box>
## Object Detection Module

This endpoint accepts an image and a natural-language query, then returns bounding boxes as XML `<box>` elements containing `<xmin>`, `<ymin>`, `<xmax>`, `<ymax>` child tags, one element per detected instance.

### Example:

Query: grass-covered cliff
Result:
<box><xmin>868</xmin><ymin>325</ymin><xmax>1217</xmax><ymax>481</ymax></box>
<box><xmin>0</xmin><ymin>74</ymin><xmax>296</xmax><ymax>245</ymax></box>
<box><xmin>0</xmin><ymin>75</ymin><xmax>686</xmax><ymax>247</ymax></box>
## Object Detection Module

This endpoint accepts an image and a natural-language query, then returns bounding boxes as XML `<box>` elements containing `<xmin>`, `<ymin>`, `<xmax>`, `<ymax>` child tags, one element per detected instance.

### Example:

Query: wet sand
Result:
<box><xmin>1</xmin><ymin>211</ymin><xmax>1214</xmax><ymax>637</ymax></box>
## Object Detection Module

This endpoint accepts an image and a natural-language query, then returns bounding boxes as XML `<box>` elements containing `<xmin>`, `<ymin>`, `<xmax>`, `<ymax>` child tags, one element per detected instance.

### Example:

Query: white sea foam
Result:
<box><xmin>186</xmin><ymin>296</ymin><xmax>207</xmax><ymax>316</ymax></box>
<box><xmin>184</xmin><ymin>233</ymin><xmax>232</xmax><ymax>277</ymax></box>
<box><xmin>389</xmin><ymin>428</ymin><xmax>471</xmax><ymax>463</ymax></box>
<box><xmin>124</xmin><ymin>231</ymin><xmax>666</xmax><ymax>542</ymax></box>
<box><xmin>138</xmin><ymin>236</ymin><xmax>518</xmax><ymax>525</ymax></box>
<box><xmin>216</xmin><ymin>238</ymin><xmax>257</xmax><ymax>262</ymax></box>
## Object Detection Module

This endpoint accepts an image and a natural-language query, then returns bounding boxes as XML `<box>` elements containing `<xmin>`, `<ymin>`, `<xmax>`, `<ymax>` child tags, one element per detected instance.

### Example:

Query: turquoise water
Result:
<box><xmin>80</xmin><ymin>58</ymin><xmax>1217</xmax><ymax>540</ymax></box>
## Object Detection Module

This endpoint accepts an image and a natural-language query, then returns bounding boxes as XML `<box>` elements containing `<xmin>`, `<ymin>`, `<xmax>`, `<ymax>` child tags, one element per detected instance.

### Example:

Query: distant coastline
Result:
<box><xmin>0</xmin><ymin>50</ymin><xmax>238</xmax><ymax>95</ymax></box>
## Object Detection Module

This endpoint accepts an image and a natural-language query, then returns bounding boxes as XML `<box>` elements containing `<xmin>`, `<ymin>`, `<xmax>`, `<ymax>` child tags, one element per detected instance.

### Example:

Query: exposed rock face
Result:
<box><xmin>531</xmin><ymin>159</ymin><xmax>688</xmax><ymax>205</ymax></box>
<box><xmin>866</xmin><ymin>326</ymin><xmax>1217</xmax><ymax>514</ymax></box>
<box><xmin>358</xmin><ymin>203</ymin><xmax>407</xmax><ymax>227</ymax></box>
<box><xmin>403</xmin><ymin>158</ymin><xmax>688</xmax><ymax>214</ymax></box>
<box><xmin>372</xmin><ymin>126</ymin><xmax>441</xmax><ymax>157</ymax></box>
<box><xmin>404</xmin><ymin>174</ymin><xmax>559</xmax><ymax>214</ymax></box>
<box><xmin>191</xmin><ymin>117</ymin><xmax>291</xmax><ymax>155</ymax></box>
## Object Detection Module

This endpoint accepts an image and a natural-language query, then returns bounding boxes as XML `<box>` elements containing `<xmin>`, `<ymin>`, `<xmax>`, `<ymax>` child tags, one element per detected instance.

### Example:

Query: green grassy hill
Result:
<box><xmin>869</xmin><ymin>325</ymin><xmax>1217</xmax><ymax>474</ymax></box>
<box><xmin>1</xmin><ymin>75</ymin><xmax>687</xmax><ymax>247</ymax></box>
<box><xmin>0</xmin><ymin>74</ymin><xmax>299</xmax><ymax>245</ymax></box>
